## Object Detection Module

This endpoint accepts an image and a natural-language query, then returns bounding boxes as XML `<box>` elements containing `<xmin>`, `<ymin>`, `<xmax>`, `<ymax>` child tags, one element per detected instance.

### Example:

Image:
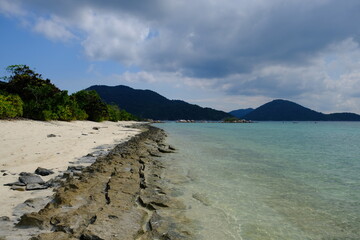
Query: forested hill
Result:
<box><xmin>242</xmin><ymin>99</ymin><xmax>360</xmax><ymax>121</ymax></box>
<box><xmin>229</xmin><ymin>108</ymin><xmax>254</xmax><ymax>118</ymax></box>
<box><xmin>87</xmin><ymin>85</ymin><xmax>231</xmax><ymax>120</ymax></box>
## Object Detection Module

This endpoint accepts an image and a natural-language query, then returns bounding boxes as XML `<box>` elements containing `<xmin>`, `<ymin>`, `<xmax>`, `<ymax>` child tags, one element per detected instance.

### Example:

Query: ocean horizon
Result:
<box><xmin>156</xmin><ymin>122</ymin><xmax>360</xmax><ymax>240</ymax></box>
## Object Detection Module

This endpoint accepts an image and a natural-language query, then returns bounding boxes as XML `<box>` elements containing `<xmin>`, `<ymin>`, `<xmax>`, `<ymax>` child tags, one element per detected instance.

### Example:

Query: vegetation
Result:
<box><xmin>243</xmin><ymin>99</ymin><xmax>360</xmax><ymax>121</ymax></box>
<box><xmin>0</xmin><ymin>65</ymin><xmax>138</xmax><ymax>121</ymax></box>
<box><xmin>0</xmin><ymin>92</ymin><xmax>23</xmax><ymax>118</ymax></box>
<box><xmin>87</xmin><ymin>85</ymin><xmax>232</xmax><ymax>120</ymax></box>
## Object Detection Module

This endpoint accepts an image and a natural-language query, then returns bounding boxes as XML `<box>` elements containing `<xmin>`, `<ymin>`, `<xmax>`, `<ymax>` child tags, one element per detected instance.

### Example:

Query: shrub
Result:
<box><xmin>0</xmin><ymin>93</ymin><xmax>23</xmax><ymax>118</ymax></box>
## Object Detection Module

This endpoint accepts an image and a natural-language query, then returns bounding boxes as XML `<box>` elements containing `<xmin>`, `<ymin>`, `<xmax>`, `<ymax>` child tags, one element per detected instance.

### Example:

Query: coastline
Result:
<box><xmin>0</xmin><ymin>120</ymin><xmax>192</xmax><ymax>239</ymax></box>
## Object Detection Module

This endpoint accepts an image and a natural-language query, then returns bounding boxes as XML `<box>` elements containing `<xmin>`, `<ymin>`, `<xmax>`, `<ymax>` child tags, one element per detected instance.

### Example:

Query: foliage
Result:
<box><xmin>0</xmin><ymin>92</ymin><xmax>23</xmax><ymax>118</ymax></box>
<box><xmin>107</xmin><ymin>104</ymin><xmax>139</xmax><ymax>121</ymax></box>
<box><xmin>1</xmin><ymin>65</ymin><xmax>139</xmax><ymax>122</ymax></box>
<box><xmin>5</xmin><ymin>65</ymin><xmax>60</xmax><ymax>101</ymax></box>
<box><xmin>223</xmin><ymin>117</ymin><xmax>240</xmax><ymax>122</ymax></box>
<box><xmin>72</xmin><ymin>90</ymin><xmax>109</xmax><ymax>122</ymax></box>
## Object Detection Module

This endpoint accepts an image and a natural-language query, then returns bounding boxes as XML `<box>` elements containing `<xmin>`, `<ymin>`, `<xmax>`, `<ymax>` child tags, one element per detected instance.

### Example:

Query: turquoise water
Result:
<box><xmin>155</xmin><ymin>122</ymin><xmax>360</xmax><ymax>240</ymax></box>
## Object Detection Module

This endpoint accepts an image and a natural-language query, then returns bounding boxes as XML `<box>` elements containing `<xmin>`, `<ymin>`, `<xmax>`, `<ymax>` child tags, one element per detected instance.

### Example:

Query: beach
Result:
<box><xmin>0</xmin><ymin>120</ymin><xmax>190</xmax><ymax>239</ymax></box>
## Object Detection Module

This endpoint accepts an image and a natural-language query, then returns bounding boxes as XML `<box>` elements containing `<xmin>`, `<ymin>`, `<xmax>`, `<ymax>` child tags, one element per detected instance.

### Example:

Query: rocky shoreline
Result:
<box><xmin>1</xmin><ymin>125</ymin><xmax>192</xmax><ymax>240</ymax></box>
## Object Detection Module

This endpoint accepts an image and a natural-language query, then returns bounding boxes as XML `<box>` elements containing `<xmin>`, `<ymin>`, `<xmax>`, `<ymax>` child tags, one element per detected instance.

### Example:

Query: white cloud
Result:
<box><xmin>78</xmin><ymin>11</ymin><xmax>150</xmax><ymax>64</ymax></box>
<box><xmin>2</xmin><ymin>0</ymin><xmax>360</xmax><ymax>113</ymax></box>
<box><xmin>33</xmin><ymin>16</ymin><xmax>74</xmax><ymax>42</ymax></box>
<box><xmin>0</xmin><ymin>0</ymin><xmax>25</xmax><ymax>17</ymax></box>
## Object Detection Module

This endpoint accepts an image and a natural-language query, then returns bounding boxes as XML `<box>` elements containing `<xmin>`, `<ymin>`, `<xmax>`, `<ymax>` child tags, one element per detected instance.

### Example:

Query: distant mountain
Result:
<box><xmin>242</xmin><ymin>99</ymin><xmax>360</xmax><ymax>121</ymax></box>
<box><xmin>87</xmin><ymin>85</ymin><xmax>231</xmax><ymax>120</ymax></box>
<box><xmin>229</xmin><ymin>108</ymin><xmax>254</xmax><ymax>118</ymax></box>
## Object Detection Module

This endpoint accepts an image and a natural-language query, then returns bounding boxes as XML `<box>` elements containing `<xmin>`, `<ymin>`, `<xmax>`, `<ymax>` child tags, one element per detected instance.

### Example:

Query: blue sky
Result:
<box><xmin>1</xmin><ymin>0</ymin><xmax>360</xmax><ymax>113</ymax></box>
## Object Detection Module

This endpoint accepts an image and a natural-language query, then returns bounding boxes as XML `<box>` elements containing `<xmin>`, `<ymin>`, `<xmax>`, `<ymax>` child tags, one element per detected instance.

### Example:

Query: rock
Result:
<box><xmin>4</xmin><ymin>181</ymin><xmax>26</xmax><ymax>187</ymax></box>
<box><xmin>10</xmin><ymin>186</ymin><xmax>25</xmax><ymax>191</ymax></box>
<box><xmin>168</xmin><ymin>145</ymin><xmax>176</xmax><ymax>151</ymax></box>
<box><xmin>80</xmin><ymin>233</ymin><xmax>104</xmax><ymax>240</ymax></box>
<box><xmin>92</xmin><ymin>127</ymin><xmax>99</xmax><ymax>130</ymax></box>
<box><xmin>28</xmin><ymin>232</ymin><xmax>74</xmax><ymax>240</ymax></box>
<box><xmin>67</xmin><ymin>166</ymin><xmax>85</xmax><ymax>172</ymax></box>
<box><xmin>16</xmin><ymin>213</ymin><xmax>45</xmax><ymax>229</ymax></box>
<box><xmin>19</xmin><ymin>173</ymin><xmax>45</xmax><ymax>185</ymax></box>
<box><xmin>149</xmin><ymin>151</ymin><xmax>161</xmax><ymax>157</ymax></box>
<box><xmin>13</xmin><ymin>197</ymin><xmax>53</xmax><ymax>220</ymax></box>
<box><xmin>62</xmin><ymin>172</ymin><xmax>73</xmax><ymax>179</ymax></box>
<box><xmin>45</xmin><ymin>178</ymin><xmax>62</xmax><ymax>188</ymax></box>
<box><xmin>35</xmin><ymin>167</ymin><xmax>54</xmax><ymax>176</ymax></box>
<box><xmin>158</xmin><ymin>147</ymin><xmax>174</xmax><ymax>153</ymax></box>
<box><xmin>47</xmin><ymin>134</ymin><xmax>57</xmax><ymax>138</ymax></box>
<box><xmin>26</xmin><ymin>183</ymin><xmax>49</xmax><ymax>191</ymax></box>
<box><xmin>0</xmin><ymin>216</ymin><xmax>10</xmax><ymax>221</ymax></box>
<box><xmin>192</xmin><ymin>193</ymin><xmax>211</xmax><ymax>206</ymax></box>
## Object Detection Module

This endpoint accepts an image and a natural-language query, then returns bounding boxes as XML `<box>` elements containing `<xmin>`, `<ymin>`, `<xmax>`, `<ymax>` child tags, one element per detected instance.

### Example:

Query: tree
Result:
<box><xmin>72</xmin><ymin>90</ymin><xmax>109</xmax><ymax>122</ymax></box>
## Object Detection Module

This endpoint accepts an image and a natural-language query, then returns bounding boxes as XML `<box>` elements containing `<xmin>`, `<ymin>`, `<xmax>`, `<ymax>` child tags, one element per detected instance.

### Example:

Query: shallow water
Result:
<box><xmin>156</xmin><ymin>122</ymin><xmax>360</xmax><ymax>240</ymax></box>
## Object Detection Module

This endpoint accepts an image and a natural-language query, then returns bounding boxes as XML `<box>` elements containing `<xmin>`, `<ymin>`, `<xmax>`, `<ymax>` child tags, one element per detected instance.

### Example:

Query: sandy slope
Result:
<box><xmin>0</xmin><ymin>120</ymin><xmax>141</xmax><ymax>218</ymax></box>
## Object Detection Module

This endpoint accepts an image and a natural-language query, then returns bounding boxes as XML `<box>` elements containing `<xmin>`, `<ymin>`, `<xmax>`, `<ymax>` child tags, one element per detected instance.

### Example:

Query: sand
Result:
<box><xmin>0</xmin><ymin>120</ymin><xmax>141</xmax><ymax>218</ymax></box>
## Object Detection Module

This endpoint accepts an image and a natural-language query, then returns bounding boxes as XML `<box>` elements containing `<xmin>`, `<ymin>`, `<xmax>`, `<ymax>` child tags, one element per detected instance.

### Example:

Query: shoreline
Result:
<box><xmin>0</xmin><ymin>121</ymin><xmax>192</xmax><ymax>239</ymax></box>
<box><xmin>0</xmin><ymin>120</ymin><xmax>141</xmax><ymax>219</ymax></box>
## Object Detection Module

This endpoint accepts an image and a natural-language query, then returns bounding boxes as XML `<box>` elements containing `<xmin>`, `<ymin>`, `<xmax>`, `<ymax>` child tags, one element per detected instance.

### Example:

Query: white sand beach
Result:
<box><xmin>0</xmin><ymin>120</ymin><xmax>141</xmax><ymax>218</ymax></box>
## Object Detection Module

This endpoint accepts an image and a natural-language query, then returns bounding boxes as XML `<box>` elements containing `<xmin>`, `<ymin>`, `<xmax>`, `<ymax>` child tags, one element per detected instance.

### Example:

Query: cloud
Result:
<box><xmin>0</xmin><ymin>0</ymin><xmax>26</xmax><ymax>17</ymax></box>
<box><xmin>33</xmin><ymin>16</ymin><xmax>75</xmax><ymax>42</ymax></box>
<box><xmin>2</xmin><ymin>0</ymin><xmax>360</xmax><ymax>112</ymax></box>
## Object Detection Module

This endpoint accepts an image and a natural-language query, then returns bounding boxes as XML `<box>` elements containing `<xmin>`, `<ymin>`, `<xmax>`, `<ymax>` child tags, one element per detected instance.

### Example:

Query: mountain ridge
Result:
<box><xmin>241</xmin><ymin>99</ymin><xmax>360</xmax><ymax>121</ymax></box>
<box><xmin>228</xmin><ymin>108</ymin><xmax>254</xmax><ymax>118</ymax></box>
<box><xmin>86</xmin><ymin>85</ymin><xmax>231</xmax><ymax>120</ymax></box>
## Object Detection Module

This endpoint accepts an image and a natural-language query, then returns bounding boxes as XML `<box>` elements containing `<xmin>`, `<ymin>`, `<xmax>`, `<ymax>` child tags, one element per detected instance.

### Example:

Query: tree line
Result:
<box><xmin>0</xmin><ymin>65</ymin><xmax>139</xmax><ymax>121</ymax></box>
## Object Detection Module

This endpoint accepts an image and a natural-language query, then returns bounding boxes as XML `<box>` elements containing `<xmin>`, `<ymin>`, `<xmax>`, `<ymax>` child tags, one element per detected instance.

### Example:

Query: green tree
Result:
<box><xmin>72</xmin><ymin>90</ymin><xmax>109</xmax><ymax>122</ymax></box>
<box><xmin>3</xmin><ymin>65</ymin><xmax>62</xmax><ymax>119</ymax></box>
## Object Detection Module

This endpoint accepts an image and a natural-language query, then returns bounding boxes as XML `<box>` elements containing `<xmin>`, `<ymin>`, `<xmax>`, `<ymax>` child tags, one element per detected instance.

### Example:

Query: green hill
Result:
<box><xmin>242</xmin><ymin>99</ymin><xmax>360</xmax><ymax>121</ymax></box>
<box><xmin>87</xmin><ymin>85</ymin><xmax>231</xmax><ymax>120</ymax></box>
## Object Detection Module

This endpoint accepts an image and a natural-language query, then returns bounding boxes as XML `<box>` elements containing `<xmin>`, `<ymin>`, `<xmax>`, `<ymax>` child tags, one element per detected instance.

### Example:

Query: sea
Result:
<box><xmin>155</xmin><ymin>122</ymin><xmax>360</xmax><ymax>240</ymax></box>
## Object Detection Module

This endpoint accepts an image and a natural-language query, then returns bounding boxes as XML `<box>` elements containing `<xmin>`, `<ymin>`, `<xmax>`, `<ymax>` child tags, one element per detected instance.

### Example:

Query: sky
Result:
<box><xmin>1</xmin><ymin>0</ymin><xmax>360</xmax><ymax>113</ymax></box>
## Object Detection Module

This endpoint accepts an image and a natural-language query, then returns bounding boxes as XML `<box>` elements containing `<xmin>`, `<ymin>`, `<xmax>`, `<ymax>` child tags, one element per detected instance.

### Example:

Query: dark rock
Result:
<box><xmin>45</xmin><ymin>178</ymin><xmax>62</xmax><ymax>188</ymax></box>
<box><xmin>92</xmin><ymin>127</ymin><xmax>99</xmax><ymax>130</ymax></box>
<box><xmin>0</xmin><ymin>216</ymin><xmax>10</xmax><ymax>221</ymax></box>
<box><xmin>16</xmin><ymin>213</ymin><xmax>45</xmax><ymax>229</ymax></box>
<box><xmin>19</xmin><ymin>173</ymin><xmax>45</xmax><ymax>185</ymax></box>
<box><xmin>149</xmin><ymin>151</ymin><xmax>161</xmax><ymax>157</ymax></box>
<box><xmin>26</xmin><ymin>183</ymin><xmax>49</xmax><ymax>191</ymax></box>
<box><xmin>2</xmin><ymin>173</ymin><xmax>8</xmax><ymax>176</ymax></box>
<box><xmin>80</xmin><ymin>233</ymin><xmax>104</xmax><ymax>240</ymax></box>
<box><xmin>47</xmin><ymin>134</ymin><xmax>57</xmax><ymax>138</ymax></box>
<box><xmin>35</xmin><ymin>167</ymin><xmax>54</xmax><ymax>176</ymax></box>
<box><xmin>62</xmin><ymin>172</ymin><xmax>73</xmax><ymax>179</ymax></box>
<box><xmin>67</xmin><ymin>166</ymin><xmax>85</xmax><ymax>172</ymax></box>
<box><xmin>4</xmin><ymin>181</ymin><xmax>26</xmax><ymax>186</ymax></box>
<box><xmin>168</xmin><ymin>145</ymin><xmax>176</xmax><ymax>151</ymax></box>
<box><xmin>158</xmin><ymin>147</ymin><xmax>174</xmax><ymax>153</ymax></box>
